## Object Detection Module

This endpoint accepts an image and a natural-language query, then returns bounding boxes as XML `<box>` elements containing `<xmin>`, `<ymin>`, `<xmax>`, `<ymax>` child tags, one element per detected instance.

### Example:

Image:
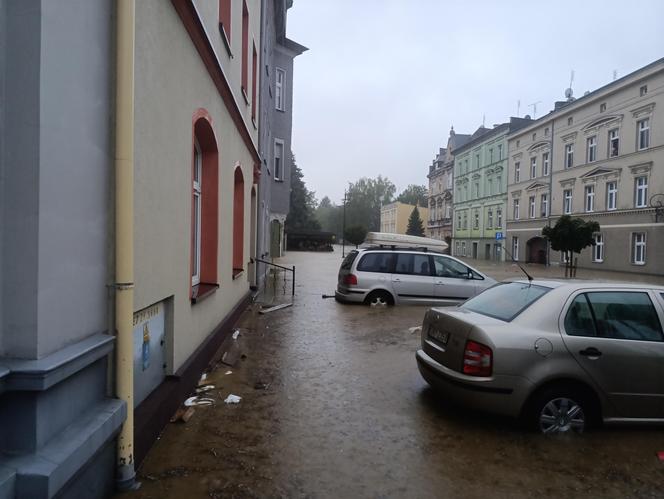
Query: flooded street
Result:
<box><xmin>126</xmin><ymin>249</ymin><xmax>664</xmax><ymax>499</ymax></box>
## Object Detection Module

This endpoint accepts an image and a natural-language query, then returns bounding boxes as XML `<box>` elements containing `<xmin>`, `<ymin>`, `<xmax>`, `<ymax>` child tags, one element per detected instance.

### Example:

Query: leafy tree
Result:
<box><xmin>345</xmin><ymin>176</ymin><xmax>396</xmax><ymax>232</ymax></box>
<box><xmin>397</xmin><ymin>184</ymin><xmax>428</xmax><ymax>208</ymax></box>
<box><xmin>542</xmin><ymin>215</ymin><xmax>599</xmax><ymax>277</ymax></box>
<box><xmin>285</xmin><ymin>155</ymin><xmax>321</xmax><ymax>232</ymax></box>
<box><xmin>344</xmin><ymin>225</ymin><xmax>368</xmax><ymax>248</ymax></box>
<box><xmin>406</xmin><ymin>206</ymin><xmax>425</xmax><ymax>236</ymax></box>
<box><xmin>315</xmin><ymin>196</ymin><xmax>343</xmax><ymax>238</ymax></box>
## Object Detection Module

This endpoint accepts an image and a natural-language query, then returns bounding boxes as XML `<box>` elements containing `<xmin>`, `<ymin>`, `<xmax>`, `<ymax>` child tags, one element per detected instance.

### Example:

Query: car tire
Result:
<box><xmin>526</xmin><ymin>385</ymin><xmax>597</xmax><ymax>435</ymax></box>
<box><xmin>365</xmin><ymin>290</ymin><xmax>394</xmax><ymax>307</ymax></box>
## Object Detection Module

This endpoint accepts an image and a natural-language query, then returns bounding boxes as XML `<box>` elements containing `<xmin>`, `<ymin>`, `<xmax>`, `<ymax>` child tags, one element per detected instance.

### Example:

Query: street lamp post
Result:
<box><xmin>342</xmin><ymin>189</ymin><xmax>347</xmax><ymax>258</ymax></box>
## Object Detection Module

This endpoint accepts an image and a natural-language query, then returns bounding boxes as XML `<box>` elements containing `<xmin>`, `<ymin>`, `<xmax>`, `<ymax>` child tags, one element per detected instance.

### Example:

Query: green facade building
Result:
<box><xmin>452</xmin><ymin>118</ymin><xmax>532</xmax><ymax>260</ymax></box>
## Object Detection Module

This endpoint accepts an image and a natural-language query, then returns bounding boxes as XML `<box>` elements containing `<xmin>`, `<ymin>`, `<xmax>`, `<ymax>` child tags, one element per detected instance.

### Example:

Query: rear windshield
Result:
<box><xmin>461</xmin><ymin>282</ymin><xmax>551</xmax><ymax>321</ymax></box>
<box><xmin>340</xmin><ymin>250</ymin><xmax>359</xmax><ymax>270</ymax></box>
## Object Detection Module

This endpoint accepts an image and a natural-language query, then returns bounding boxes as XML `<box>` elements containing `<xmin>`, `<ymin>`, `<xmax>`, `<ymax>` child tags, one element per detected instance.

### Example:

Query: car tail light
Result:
<box><xmin>344</xmin><ymin>274</ymin><xmax>358</xmax><ymax>286</ymax></box>
<box><xmin>463</xmin><ymin>340</ymin><xmax>492</xmax><ymax>376</ymax></box>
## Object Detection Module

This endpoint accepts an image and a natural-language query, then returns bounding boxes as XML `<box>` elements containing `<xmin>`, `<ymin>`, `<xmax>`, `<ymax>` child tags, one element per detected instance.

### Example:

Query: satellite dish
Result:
<box><xmin>564</xmin><ymin>88</ymin><xmax>573</xmax><ymax>99</ymax></box>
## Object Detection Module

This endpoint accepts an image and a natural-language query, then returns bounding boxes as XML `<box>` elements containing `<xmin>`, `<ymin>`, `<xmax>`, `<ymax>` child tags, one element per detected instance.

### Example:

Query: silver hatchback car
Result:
<box><xmin>416</xmin><ymin>279</ymin><xmax>664</xmax><ymax>433</ymax></box>
<box><xmin>335</xmin><ymin>248</ymin><xmax>496</xmax><ymax>306</ymax></box>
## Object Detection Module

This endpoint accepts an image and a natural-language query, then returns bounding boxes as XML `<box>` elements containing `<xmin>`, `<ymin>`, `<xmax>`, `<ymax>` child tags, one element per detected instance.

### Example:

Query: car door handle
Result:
<box><xmin>393</xmin><ymin>278</ymin><xmax>401</xmax><ymax>282</ymax></box>
<box><xmin>579</xmin><ymin>347</ymin><xmax>602</xmax><ymax>357</ymax></box>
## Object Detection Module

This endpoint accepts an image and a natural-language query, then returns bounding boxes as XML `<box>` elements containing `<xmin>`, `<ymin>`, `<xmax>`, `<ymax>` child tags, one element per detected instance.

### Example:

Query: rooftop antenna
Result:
<box><xmin>517</xmin><ymin>100</ymin><xmax>521</xmax><ymax>117</ymax></box>
<box><xmin>612</xmin><ymin>69</ymin><xmax>618</xmax><ymax>81</ymax></box>
<box><xmin>482</xmin><ymin>114</ymin><xmax>486</xmax><ymax>127</ymax></box>
<box><xmin>528</xmin><ymin>101</ymin><xmax>542</xmax><ymax>119</ymax></box>
<box><xmin>565</xmin><ymin>70</ymin><xmax>575</xmax><ymax>102</ymax></box>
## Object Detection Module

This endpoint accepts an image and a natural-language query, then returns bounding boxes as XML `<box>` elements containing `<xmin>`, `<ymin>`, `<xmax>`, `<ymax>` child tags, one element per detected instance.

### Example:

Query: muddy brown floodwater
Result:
<box><xmin>124</xmin><ymin>249</ymin><xmax>664</xmax><ymax>499</ymax></box>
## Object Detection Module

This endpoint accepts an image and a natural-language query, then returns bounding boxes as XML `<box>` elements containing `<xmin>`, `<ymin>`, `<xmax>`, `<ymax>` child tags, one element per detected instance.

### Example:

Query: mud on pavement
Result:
<box><xmin>123</xmin><ymin>249</ymin><xmax>664</xmax><ymax>499</ymax></box>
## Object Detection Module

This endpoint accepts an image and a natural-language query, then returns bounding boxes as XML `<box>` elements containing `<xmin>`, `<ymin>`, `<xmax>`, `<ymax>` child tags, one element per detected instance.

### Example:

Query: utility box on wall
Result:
<box><xmin>133</xmin><ymin>301</ymin><xmax>166</xmax><ymax>407</ymax></box>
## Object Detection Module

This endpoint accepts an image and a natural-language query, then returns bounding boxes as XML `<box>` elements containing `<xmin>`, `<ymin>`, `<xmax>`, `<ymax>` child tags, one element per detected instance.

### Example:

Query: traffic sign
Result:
<box><xmin>495</xmin><ymin>232</ymin><xmax>503</xmax><ymax>240</ymax></box>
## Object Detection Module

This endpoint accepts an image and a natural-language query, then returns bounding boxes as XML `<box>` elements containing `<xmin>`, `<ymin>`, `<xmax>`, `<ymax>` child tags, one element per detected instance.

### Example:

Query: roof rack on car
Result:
<box><xmin>362</xmin><ymin>232</ymin><xmax>449</xmax><ymax>253</ymax></box>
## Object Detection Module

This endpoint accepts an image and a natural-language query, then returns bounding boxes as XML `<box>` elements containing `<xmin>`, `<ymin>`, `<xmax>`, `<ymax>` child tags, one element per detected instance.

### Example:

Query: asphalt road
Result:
<box><xmin>125</xmin><ymin>249</ymin><xmax>664</xmax><ymax>499</ymax></box>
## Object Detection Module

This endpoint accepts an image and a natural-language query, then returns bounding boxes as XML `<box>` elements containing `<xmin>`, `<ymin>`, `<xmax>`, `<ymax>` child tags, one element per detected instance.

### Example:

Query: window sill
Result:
<box><xmin>252</xmin><ymin>116</ymin><xmax>257</xmax><ymax>130</ymax></box>
<box><xmin>232</xmin><ymin>269</ymin><xmax>244</xmax><ymax>280</ymax></box>
<box><xmin>219</xmin><ymin>24</ymin><xmax>233</xmax><ymax>58</ymax></box>
<box><xmin>241</xmin><ymin>87</ymin><xmax>250</xmax><ymax>106</ymax></box>
<box><xmin>275</xmin><ymin>178</ymin><xmax>284</xmax><ymax>182</ymax></box>
<box><xmin>191</xmin><ymin>283</ymin><xmax>219</xmax><ymax>304</ymax></box>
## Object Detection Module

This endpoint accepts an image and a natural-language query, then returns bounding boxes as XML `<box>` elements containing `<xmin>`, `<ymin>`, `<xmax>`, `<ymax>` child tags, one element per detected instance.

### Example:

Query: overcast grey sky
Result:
<box><xmin>286</xmin><ymin>0</ymin><xmax>664</xmax><ymax>204</ymax></box>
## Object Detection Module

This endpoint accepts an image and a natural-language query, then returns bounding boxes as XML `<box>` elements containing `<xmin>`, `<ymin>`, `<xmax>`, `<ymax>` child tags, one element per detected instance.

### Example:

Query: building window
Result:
<box><xmin>241</xmin><ymin>1</ymin><xmax>249</xmax><ymax>96</ymax></box>
<box><xmin>498</xmin><ymin>144</ymin><xmax>503</xmax><ymax>159</ymax></box>
<box><xmin>474</xmin><ymin>182</ymin><xmax>479</xmax><ymax>198</ymax></box>
<box><xmin>191</xmin><ymin>111</ymin><xmax>219</xmax><ymax>296</ymax></box>
<box><xmin>530</xmin><ymin>157</ymin><xmax>537</xmax><ymax>178</ymax></box>
<box><xmin>587</xmin><ymin>136</ymin><xmax>597</xmax><ymax>163</ymax></box>
<box><xmin>445</xmin><ymin>204</ymin><xmax>451</xmax><ymax>219</ymax></box>
<box><xmin>512</xmin><ymin>237</ymin><xmax>519</xmax><ymax>261</ymax></box>
<box><xmin>496</xmin><ymin>207</ymin><xmax>502</xmax><ymax>227</ymax></box>
<box><xmin>560</xmin><ymin>251</ymin><xmax>569</xmax><ymax>264</ymax></box>
<box><xmin>593</xmin><ymin>233</ymin><xmax>604</xmax><ymax>263</ymax></box>
<box><xmin>457</xmin><ymin>213</ymin><xmax>461</xmax><ymax>229</ymax></box>
<box><xmin>474</xmin><ymin>212</ymin><xmax>479</xmax><ymax>229</ymax></box>
<box><xmin>585</xmin><ymin>185</ymin><xmax>595</xmax><ymax>212</ymax></box>
<box><xmin>513</xmin><ymin>199</ymin><xmax>520</xmax><ymax>220</ymax></box>
<box><xmin>463</xmin><ymin>212</ymin><xmax>468</xmax><ymax>229</ymax></box>
<box><xmin>218</xmin><ymin>0</ymin><xmax>232</xmax><ymax>46</ymax></box>
<box><xmin>542</xmin><ymin>152</ymin><xmax>550</xmax><ymax>176</ymax></box>
<box><xmin>516</xmin><ymin>140</ymin><xmax>520</xmax><ymax>148</ymax></box>
<box><xmin>567</xmin><ymin>116</ymin><xmax>573</xmax><ymax>126</ymax></box>
<box><xmin>462</xmin><ymin>242</ymin><xmax>467</xmax><ymax>257</ymax></box>
<box><xmin>487</xmin><ymin>209</ymin><xmax>493</xmax><ymax>228</ymax></box>
<box><xmin>275</xmin><ymin>68</ymin><xmax>285</xmax><ymax>111</ymax></box>
<box><xmin>251</xmin><ymin>42</ymin><xmax>258</xmax><ymax>122</ymax></box>
<box><xmin>635</xmin><ymin>176</ymin><xmax>648</xmax><ymax>208</ymax></box>
<box><xmin>496</xmin><ymin>175</ymin><xmax>502</xmax><ymax>192</ymax></box>
<box><xmin>475</xmin><ymin>154</ymin><xmax>480</xmax><ymax>168</ymax></box>
<box><xmin>232</xmin><ymin>167</ymin><xmax>245</xmax><ymax>277</ymax></box>
<box><xmin>488</xmin><ymin>178</ymin><xmax>493</xmax><ymax>196</ymax></box>
<box><xmin>600</xmin><ymin>103</ymin><xmax>606</xmax><ymax>113</ymax></box>
<box><xmin>640</xmin><ymin>85</ymin><xmax>648</xmax><ymax>96</ymax></box>
<box><xmin>532</xmin><ymin>133</ymin><xmax>536</xmax><ymax>141</ymax></box>
<box><xmin>544</xmin><ymin>127</ymin><xmax>549</xmax><ymax>137</ymax></box>
<box><xmin>514</xmin><ymin>162</ymin><xmax>520</xmax><ymax>182</ymax></box>
<box><xmin>637</xmin><ymin>119</ymin><xmax>650</xmax><ymax>150</ymax></box>
<box><xmin>565</xmin><ymin>143</ymin><xmax>574</xmax><ymax>169</ymax></box>
<box><xmin>455</xmin><ymin>241</ymin><xmax>460</xmax><ymax>256</ymax></box>
<box><xmin>529</xmin><ymin>196</ymin><xmax>536</xmax><ymax>218</ymax></box>
<box><xmin>489</xmin><ymin>148</ymin><xmax>494</xmax><ymax>163</ymax></box>
<box><xmin>606</xmin><ymin>181</ymin><xmax>617</xmax><ymax>211</ymax></box>
<box><xmin>274</xmin><ymin>139</ymin><xmax>284</xmax><ymax>180</ymax></box>
<box><xmin>192</xmin><ymin>140</ymin><xmax>202</xmax><ymax>286</ymax></box>
<box><xmin>632</xmin><ymin>232</ymin><xmax>646</xmax><ymax>265</ymax></box>
<box><xmin>608</xmin><ymin>128</ymin><xmax>619</xmax><ymax>157</ymax></box>
<box><xmin>540</xmin><ymin>193</ymin><xmax>548</xmax><ymax>217</ymax></box>
<box><xmin>563</xmin><ymin>189</ymin><xmax>572</xmax><ymax>214</ymax></box>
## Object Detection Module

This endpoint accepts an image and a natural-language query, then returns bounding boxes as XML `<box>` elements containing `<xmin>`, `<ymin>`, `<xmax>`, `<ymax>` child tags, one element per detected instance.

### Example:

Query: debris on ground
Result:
<box><xmin>259</xmin><ymin>303</ymin><xmax>293</xmax><ymax>314</ymax></box>
<box><xmin>253</xmin><ymin>381</ymin><xmax>269</xmax><ymax>390</ymax></box>
<box><xmin>197</xmin><ymin>373</ymin><xmax>208</xmax><ymax>386</ymax></box>
<box><xmin>408</xmin><ymin>326</ymin><xmax>422</xmax><ymax>334</ymax></box>
<box><xmin>224</xmin><ymin>394</ymin><xmax>242</xmax><ymax>404</ymax></box>
<box><xmin>321</xmin><ymin>294</ymin><xmax>335</xmax><ymax>299</ymax></box>
<box><xmin>232</xmin><ymin>329</ymin><xmax>240</xmax><ymax>340</ymax></box>
<box><xmin>184</xmin><ymin>396</ymin><xmax>215</xmax><ymax>407</ymax></box>
<box><xmin>170</xmin><ymin>406</ymin><xmax>196</xmax><ymax>423</ymax></box>
<box><xmin>224</xmin><ymin>370</ymin><xmax>233</xmax><ymax>375</ymax></box>
<box><xmin>196</xmin><ymin>384</ymin><xmax>215</xmax><ymax>393</ymax></box>
<box><xmin>222</xmin><ymin>341</ymin><xmax>242</xmax><ymax>367</ymax></box>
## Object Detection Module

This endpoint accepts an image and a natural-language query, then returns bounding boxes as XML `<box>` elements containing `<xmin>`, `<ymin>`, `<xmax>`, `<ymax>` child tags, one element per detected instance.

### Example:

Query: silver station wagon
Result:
<box><xmin>416</xmin><ymin>280</ymin><xmax>664</xmax><ymax>434</ymax></box>
<box><xmin>335</xmin><ymin>248</ymin><xmax>496</xmax><ymax>306</ymax></box>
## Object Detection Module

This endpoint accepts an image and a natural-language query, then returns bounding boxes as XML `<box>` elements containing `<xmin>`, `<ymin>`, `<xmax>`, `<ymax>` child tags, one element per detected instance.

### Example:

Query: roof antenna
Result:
<box><xmin>528</xmin><ymin>101</ymin><xmax>542</xmax><ymax>119</ymax></box>
<box><xmin>502</xmin><ymin>243</ymin><xmax>534</xmax><ymax>283</ymax></box>
<box><xmin>482</xmin><ymin>114</ymin><xmax>486</xmax><ymax>127</ymax></box>
<box><xmin>612</xmin><ymin>69</ymin><xmax>618</xmax><ymax>81</ymax></box>
<box><xmin>517</xmin><ymin>99</ymin><xmax>521</xmax><ymax>117</ymax></box>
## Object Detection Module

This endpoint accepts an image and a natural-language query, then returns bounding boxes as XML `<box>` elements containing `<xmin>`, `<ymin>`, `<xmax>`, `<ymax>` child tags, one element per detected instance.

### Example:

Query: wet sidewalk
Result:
<box><xmin>124</xmin><ymin>249</ymin><xmax>664</xmax><ymax>499</ymax></box>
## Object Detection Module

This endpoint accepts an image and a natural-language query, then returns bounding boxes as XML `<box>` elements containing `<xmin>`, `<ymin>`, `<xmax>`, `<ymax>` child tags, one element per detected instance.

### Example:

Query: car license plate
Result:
<box><xmin>428</xmin><ymin>327</ymin><xmax>449</xmax><ymax>345</ymax></box>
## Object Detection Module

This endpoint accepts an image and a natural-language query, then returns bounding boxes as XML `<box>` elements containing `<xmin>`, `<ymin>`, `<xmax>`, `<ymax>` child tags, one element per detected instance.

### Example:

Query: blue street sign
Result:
<box><xmin>495</xmin><ymin>232</ymin><xmax>503</xmax><ymax>240</ymax></box>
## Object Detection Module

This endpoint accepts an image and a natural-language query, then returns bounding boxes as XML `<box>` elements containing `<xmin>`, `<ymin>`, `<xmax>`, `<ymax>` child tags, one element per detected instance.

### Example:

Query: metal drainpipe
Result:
<box><xmin>546</xmin><ymin>119</ymin><xmax>554</xmax><ymax>266</ymax></box>
<box><xmin>115</xmin><ymin>0</ymin><xmax>137</xmax><ymax>490</ymax></box>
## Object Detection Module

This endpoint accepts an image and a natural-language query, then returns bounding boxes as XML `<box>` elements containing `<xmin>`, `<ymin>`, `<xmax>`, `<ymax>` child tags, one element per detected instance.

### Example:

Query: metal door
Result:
<box><xmin>133</xmin><ymin>302</ymin><xmax>166</xmax><ymax>407</ymax></box>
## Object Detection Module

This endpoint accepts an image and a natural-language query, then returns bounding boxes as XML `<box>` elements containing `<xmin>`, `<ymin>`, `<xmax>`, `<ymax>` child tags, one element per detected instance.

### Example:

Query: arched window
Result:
<box><xmin>191</xmin><ymin>110</ymin><xmax>219</xmax><ymax>300</ymax></box>
<box><xmin>233</xmin><ymin>167</ymin><xmax>245</xmax><ymax>277</ymax></box>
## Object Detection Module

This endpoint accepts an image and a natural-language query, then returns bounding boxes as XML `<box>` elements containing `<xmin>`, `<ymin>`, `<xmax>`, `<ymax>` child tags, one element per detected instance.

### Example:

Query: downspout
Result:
<box><xmin>115</xmin><ymin>0</ymin><xmax>137</xmax><ymax>490</ymax></box>
<box><xmin>546</xmin><ymin>119</ymin><xmax>554</xmax><ymax>266</ymax></box>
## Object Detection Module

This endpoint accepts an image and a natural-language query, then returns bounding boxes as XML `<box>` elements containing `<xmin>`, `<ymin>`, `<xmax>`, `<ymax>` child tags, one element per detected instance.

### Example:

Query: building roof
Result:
<box><xmin>452</xmin><ymin>117</ymin><xmax>533</xmax><ymax>155</ymax></box>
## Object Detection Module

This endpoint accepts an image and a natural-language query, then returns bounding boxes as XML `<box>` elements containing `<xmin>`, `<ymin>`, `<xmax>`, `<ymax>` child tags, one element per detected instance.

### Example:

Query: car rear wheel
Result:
<box><xmin>365</xmin><ymin>290</ymin><xmax>393</xmax><ymax>307</ymax></box>
<box><xmin>527</xmin><ymin>387</ymin><xmax>595</xmax><ymax>435</ymax></box>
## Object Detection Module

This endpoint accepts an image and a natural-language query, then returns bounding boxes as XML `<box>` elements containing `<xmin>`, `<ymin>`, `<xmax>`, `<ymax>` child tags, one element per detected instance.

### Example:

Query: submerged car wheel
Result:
<box><xmin>365</xmin><ymin>290</ymin><xmax>393</xmax><ymax>307</ymax></box>
<box><xmin>528</xmin><ymin>386</ymin><xmax>595</xmax><ymax>435</ymax></box>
